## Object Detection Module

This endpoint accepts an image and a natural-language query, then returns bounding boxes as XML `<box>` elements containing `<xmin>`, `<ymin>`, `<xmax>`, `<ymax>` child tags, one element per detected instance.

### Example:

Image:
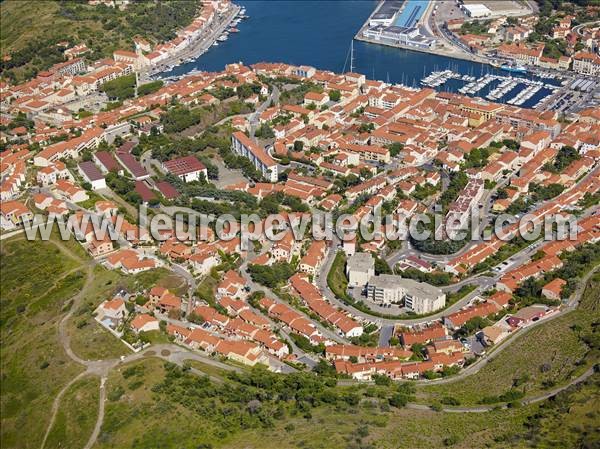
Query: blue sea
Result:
<box><xmin>161</xmin><ymin>1</ymin><xmax>558</xmax><ymax>108</ymax></box>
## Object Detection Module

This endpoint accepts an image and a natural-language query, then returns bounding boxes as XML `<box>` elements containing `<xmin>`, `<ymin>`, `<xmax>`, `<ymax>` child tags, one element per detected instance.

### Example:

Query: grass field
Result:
<box><xmin>66</xmin><ymin>265</ymin><xmax>132</xmax><ymax>361</ymax></box>
<box><xmin>187</xmin><ymin>359</ymin><xmax>232</xmax><ymax>379</ymax></box>
<box><xmin>127</xmin><ymin>267</ymin><xmax>188</xmax><ymax>296</ymax></box>
<box><xmin>0</xmin><ymin>236</ymin><xmax>87</xmax><ymax>449</ymax></box>
<box><xmin>93</xmin><ymin>354</ymin><xmax>600</xmax><ymax>449</ymax></box>
<box><xmin>327</xmin><ymin>251</ymin><xmax>351</xmax><ymax>302</ymax></box>
<box><xmin>96</xmin><ymin>358</ymin><xmax>535</xmax><ymax>449</ymax></box>
<box><xmin>520</xmin><ymin>375</ymin><xmax>600</xmax><ymax>448</ymax></box>
<box><xmin>0</xmin><ymin>235</ymin><xmax>191</xmax><ymax>447</ymax></box>
<box><xmin>0</xmin><ymin>1</ymin><xmax>63</xmax><ymax>53</ymax></box>
<box><xmin>0</xmin><ymin>237</ymin><xmax>80</xmax><ymax>325</ymax></box>
<box><xmin>44</xmin><ymin>375</ymin><xmax>100</xmax><ymax>449</ymax></box>
<box><xmin>221</xmin><ymin>406</ymin><xmax>532</xmax><ymax>449</ymax></box>
<box><xmin>97</xmin><ymin>358</ymin><xmax>219</xmax><ymax>449</ymax></box>
<box><xmin>80</xmin><ymin>355</ymin><xmax>600</xmax><ymax>449</ymax></box>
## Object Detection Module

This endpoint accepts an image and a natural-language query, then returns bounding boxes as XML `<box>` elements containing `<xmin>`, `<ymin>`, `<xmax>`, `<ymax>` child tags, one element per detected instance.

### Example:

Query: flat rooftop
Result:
<box><xmin>347</xmin><ymin>252</ymin><xmax>375</xmax><ymax>273</ymax></box>
<box><xmin>368</xmin><ymin>274</ymin><xmax>443</xmax><ymax>298</ymax></box>
<box><xmin>373</xmin><ymin>0</ymin><xmax>404</xmax><ymax>19</ymax></box>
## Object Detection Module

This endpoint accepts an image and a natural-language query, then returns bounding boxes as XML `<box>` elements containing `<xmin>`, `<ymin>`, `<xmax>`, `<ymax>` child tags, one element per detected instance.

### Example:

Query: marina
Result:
<box><xmin>420</xmin><ymin>69</ymin><xmax>562</xmax><ymax>109</ymax></box>
<box><xmin>157</xmin><ymin>1</ymin><xmax>598</xmax><ymax>114</ymax></box>
<box><xmin>146</xmin><ymin>5</ymin><xmax>247</xmax><ymax>79</ymax></box>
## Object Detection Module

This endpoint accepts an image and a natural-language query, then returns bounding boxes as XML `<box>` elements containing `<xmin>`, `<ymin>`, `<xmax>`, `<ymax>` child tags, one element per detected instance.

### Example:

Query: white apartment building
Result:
<box><xmin>231</xmin><ymin>131</ymin><xmax>278</xmax><ymax>182</ymax></box>
<box><xmin>346</xmin><ymin>252</ymin><xmax>375</xmax><ymax>288</ymax></box>
<box><xmin>366</xmin><ymin>275</ymin><xmax>446</xmax><ymax>314</ymax></box>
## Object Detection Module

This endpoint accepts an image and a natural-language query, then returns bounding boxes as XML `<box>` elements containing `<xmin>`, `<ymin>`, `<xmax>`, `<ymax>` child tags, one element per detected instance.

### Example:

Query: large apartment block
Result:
<box><xmin>231</xmin><ymin>131</ymin><xmax>278</xmax><ymax>182</ymax></box>
<box><xmin>367</xmin><ymin>275</ymin><xmax>446</xmax><ymax>314</ymax></box>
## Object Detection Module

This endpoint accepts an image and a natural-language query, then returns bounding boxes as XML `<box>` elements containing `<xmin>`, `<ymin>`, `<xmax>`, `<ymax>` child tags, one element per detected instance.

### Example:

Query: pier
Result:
<box><xmin>141</xmin><ymin>3</ymin><xmax>242</xmax><ymax>81</ymax></box>
<box><xmin>419</xmin><ymin>69</ymin><xmax>564</xmax><ymax>110</ymax></box>
<box><xmin>355</xmin><ymin>0</ymin><xmax>487</xmax><ymax>63</ymax></box>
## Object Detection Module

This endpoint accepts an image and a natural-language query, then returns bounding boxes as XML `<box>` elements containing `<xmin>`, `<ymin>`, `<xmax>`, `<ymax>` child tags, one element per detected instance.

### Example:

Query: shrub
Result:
<box><xmin>443</xmin><ymin>435</ymin><xmax>460</xmax><ymax>446</ymax></box>
<box><xmin>108</xmin><ymin>386</ymin><xmax>125</xmax><ymax>401</ymax></box>
<box><xmin>440</xmin><ymin>396</ymin><xmax>461</xmax><ymax>406</ymax></box>
<box><xmin>388</xmin><ymin>393</ymin><xmax>409</xmax><ymax>408</ymax></box>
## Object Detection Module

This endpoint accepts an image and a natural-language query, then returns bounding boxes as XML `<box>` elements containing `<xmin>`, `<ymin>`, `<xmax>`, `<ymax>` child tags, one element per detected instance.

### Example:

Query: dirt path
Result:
<box><xmin>57</xmin><ymin>265</ymin><xmax>95</xmax><ymax>366</ymax></box>
<box><xmin>40</xmin><ymin>238</ymin><xmax>97</xmax><ymax>449</ymax></box>
<box><xmin>39</xmin><ymin>244</ymin><xmax>599</xmax><ymax>449</ymax></box>
<box><xmin>83</xmin><ymin>376</ymin><xmax>107</xmax><ymax>449</ymax></box>
<box><xmin>39</xmin><ymin>371</ymin><xmax>90</xmax><ymax>449</ymax></box>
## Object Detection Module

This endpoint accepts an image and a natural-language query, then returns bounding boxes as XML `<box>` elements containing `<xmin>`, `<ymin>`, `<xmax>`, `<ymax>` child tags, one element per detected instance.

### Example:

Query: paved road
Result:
<box><xmin>249</xmin><ymin>85</ymin><xmax>280</xmax><ymax>138</ymax></box>
<box><xmin>239</xmin><ymin>257</ymin><xmax>348</xmax><ymax>344</ymax></box>
<box><xmin>315</xmin><ymin>238</ymin><xmax>486</xmax><ymax>327</ymax></box>
<box><xmin>573</xmin><ymin>19</ymin><xmax>599</xmax><ymax>37</ymax></box>
<box><xmin>378</xmin><ymin>325</ymin><xmax>394</xmax><ymax>347</ymax></box>
<box><xmin>143</xmin><ymin>5</ymin><xmax>241</xmax><ymax>80</ymax></box>
<box><xmin>0</xmin><ymin>229</ymin><xmax>22</xmax><ymax>240</ymax></box>
<box><xmin>386</xmin><ymin>169</ymin><xmax>516</xmax><ymax>268</ymax></box>
<box><xmin>169</xmin><ymin>262</ymin><xmax>198</xmax><ymax>316</ymax></box>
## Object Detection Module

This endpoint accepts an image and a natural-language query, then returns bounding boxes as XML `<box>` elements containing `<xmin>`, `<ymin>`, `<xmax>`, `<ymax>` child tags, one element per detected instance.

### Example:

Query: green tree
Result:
<box><xmin>137</xmin><ymin>80</ymin><xmax>164</xmax><ymax>96</ymax></box>
<box><xmin>100</xmin><ymin>74</ymin><xmax>136</xmax><ymax>101</ymax></box>
<box><xmin>388</xmin><ymin>393</ymin><xmax>409</xmax><ymax>408</ymax></box>
<box><xmin>329</xmin><ymin>90</ymin><xmax>341</xmax><ymax>102</ymax></box>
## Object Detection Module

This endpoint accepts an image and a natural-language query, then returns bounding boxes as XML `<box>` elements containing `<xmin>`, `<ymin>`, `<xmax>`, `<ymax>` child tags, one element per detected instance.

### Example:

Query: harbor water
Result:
<box><xmin>161</xmin><ymin>1</ymin><xmax>561</xmax><ymax>109</ymax></box>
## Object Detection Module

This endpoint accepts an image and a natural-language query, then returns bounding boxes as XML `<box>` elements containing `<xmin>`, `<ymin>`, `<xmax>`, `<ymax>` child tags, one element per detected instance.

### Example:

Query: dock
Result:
<box><xmin>354</xmin><ymin>0</ymin><xmax>485</xmax><ymax>63</ymax></box>
<box><xmin>141</xmin><ymin>4</ymin><xmax>242</xmax><ymax>80</ymax></box>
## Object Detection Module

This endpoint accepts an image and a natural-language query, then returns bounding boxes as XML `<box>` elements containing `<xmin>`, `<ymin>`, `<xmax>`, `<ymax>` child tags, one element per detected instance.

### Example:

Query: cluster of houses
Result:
<box><xmin>0</xmin><ymin>1</ymin><xmax>232</xmax><ymax>128</ymax></box>
<box><xmin>447</xmin><ymin>11</ymin><xmax>600</xmax><ymax>74</ymax></box>
<box><xmin>2</xmin><ymin>56</ymin><xmax>599</xmax><ymax>380</ymax></box>
<box><xmin>95</xmin><ymin>276</ymin><xmax>289</xmax><ymax>367</ymax></box>
<box><xmin>332</xmin><ymin>289</ymin><xmax>560</xmax><ymax>381</ymax></box>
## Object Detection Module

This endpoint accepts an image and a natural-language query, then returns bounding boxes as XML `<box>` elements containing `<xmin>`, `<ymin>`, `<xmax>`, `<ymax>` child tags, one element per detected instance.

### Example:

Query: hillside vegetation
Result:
<box><xmin>0</xmin><ymin>0</ymin><xmax>199</xmax><ymax>82</ymax></box>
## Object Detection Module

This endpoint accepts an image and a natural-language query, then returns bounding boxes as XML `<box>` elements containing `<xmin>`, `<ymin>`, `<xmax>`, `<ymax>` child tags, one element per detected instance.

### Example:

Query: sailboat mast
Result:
<box><xmin>350</xmin><ymin>40</ymin><xmax>355</xmax><ymax>73</ymax></box>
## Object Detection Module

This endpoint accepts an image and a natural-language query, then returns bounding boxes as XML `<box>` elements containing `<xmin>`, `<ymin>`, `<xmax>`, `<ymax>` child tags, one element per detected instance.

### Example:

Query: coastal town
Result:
<box><xmin>1</xmin><ymin>1</ymin><xmax>599</xmax><ymax>448</ymax></box>
<box><xmin>357</xmin><ymin>0</ymin><xmax>599</xmax><ymax>114</ymax></box>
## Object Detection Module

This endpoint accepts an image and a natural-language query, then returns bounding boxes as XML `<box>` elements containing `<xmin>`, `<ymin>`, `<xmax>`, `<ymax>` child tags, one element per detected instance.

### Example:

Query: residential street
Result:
<box><xmin>33</xmin><ymin>230</ymin><xmax>599</xmax><ymax>449</ymax></box>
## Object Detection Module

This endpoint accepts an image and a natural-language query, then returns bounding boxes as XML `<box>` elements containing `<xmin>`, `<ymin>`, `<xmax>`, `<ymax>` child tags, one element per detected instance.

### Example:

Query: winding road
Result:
<box><xmin>314</xmin><ymin>237</ymin><xmax>486</xmax><ymax>327</ymax></box>
<box><xmin>344</xmin><ymin>265</ymin><xmax>599</xmax><ymax>413</ymax></box>
<box><xmin>31</xmin><ymin>234</ymin><xmax>598</xmax><ymax>449</ymax></box>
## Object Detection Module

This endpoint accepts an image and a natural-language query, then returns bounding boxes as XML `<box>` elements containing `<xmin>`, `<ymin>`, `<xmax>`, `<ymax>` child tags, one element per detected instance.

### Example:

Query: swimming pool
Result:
<box><xmin>394</xmin><ymin>0</ymin><xmax>430</xmax><ymax>28</ymax></box>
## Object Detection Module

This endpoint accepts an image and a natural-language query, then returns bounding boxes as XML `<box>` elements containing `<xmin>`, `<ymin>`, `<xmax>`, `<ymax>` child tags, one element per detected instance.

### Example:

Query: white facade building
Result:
<box><xmin>346</xmin><ymin>252</ymin><xmax>375</xmax><ymax>288</ymax></box>
<box><xmin>231</xmin><ymin>131</ymin><xmax>278</xmax><ymax>182</ymax></box>
<box><xmin>366</xmin><ymin>274</ymin><xmax>446</xmax><ymax>314</ymax></box>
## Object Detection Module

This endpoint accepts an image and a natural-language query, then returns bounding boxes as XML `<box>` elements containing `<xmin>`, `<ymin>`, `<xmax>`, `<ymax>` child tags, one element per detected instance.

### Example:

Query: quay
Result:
<box><xmin>141</xmin><ymin>3</ymin><xmax>242</xmax><ymax>81</ymax></box>
<box><xmin>354</xmin><ymin>0</ymin><xmax>488</xmax><ymax>64</ymax></box>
